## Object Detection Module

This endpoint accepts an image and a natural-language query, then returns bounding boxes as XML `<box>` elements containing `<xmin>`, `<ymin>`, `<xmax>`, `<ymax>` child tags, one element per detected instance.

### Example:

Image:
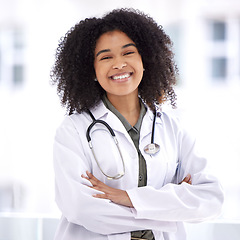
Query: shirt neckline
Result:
<box><xmin>102</xmin><ymin>94</ymin><xmax>147</xmax><ymax>133</ymax></box>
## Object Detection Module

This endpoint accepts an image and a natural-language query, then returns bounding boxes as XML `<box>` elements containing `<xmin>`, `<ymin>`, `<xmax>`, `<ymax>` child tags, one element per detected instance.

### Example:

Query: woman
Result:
<box><xmin>51</xmin><ymin>8</ymin><xmax>224</xmax><ymax>240</ymax></box>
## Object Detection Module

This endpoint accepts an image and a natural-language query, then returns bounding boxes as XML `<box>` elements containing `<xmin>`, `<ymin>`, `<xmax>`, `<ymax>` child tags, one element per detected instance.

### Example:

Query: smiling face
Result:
<box><xmin>94</xmin><ymin>30</ymin><xmax>144</xmax><ymax>100</ymax></box>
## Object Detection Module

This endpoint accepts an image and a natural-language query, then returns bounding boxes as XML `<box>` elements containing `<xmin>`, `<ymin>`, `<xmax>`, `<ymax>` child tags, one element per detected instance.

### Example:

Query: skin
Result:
<box><xmin>82</xmin><ymin>30</ymin><xmax>192</xmax><ymax>208</ymax></box>
<box><xmin>94</xmin><ymin>30</ymin><xmax>144</xmax><ymax>126</ymax></box>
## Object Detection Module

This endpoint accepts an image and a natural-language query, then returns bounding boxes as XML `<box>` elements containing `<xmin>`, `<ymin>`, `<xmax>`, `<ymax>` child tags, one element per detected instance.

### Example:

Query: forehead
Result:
<box><xmin>95</xmin><ymin>30</ymin><xmax>135</xmax><ymax>50</ymax></box>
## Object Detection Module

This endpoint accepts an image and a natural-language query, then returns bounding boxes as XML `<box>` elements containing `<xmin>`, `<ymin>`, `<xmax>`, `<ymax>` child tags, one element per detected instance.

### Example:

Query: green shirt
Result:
<box><xmin>102</xmin><ymin>95</ymin><xmax>154</xmax><ymax>240</ymax></box>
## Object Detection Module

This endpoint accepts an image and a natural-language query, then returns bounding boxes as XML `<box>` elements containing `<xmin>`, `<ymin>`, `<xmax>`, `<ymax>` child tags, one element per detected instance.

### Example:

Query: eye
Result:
<box><xmin>100</xmin><ymin>56</ymin><xmax>112</xmax><ymax>61</ymax></box>
<box><xmin>124</xmin><ymin>51</ymin><xmax>135</xmax><ymax>56</ymax></box>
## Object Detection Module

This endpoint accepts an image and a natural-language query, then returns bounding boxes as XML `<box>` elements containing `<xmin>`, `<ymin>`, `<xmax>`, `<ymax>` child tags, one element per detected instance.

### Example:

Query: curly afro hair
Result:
<box><xmin>51</xmin><ymin>8</ymin><xmax>178</xmax><ymax>115</ymax></box>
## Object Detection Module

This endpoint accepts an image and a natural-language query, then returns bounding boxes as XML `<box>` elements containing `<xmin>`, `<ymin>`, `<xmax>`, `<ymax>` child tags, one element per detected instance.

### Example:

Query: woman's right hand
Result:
<box><xmin>82</xmin><ymin>171</ymin><xmax>133</xmax><ymax>207</ymax></box>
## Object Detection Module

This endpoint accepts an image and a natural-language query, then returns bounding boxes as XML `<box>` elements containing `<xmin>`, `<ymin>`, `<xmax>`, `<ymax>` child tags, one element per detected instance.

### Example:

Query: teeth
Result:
<box><xmin>112</xmin><ymin>73</ymin><xmax>130</xmax><ymax>80</ymax></box>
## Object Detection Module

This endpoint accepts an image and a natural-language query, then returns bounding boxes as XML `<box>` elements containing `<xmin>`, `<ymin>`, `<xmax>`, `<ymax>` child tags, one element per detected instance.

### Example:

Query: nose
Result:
<box><xmin>112</xmin><ymin>57</ymin><xmax>127</xmax><ymax>69</ymax></box>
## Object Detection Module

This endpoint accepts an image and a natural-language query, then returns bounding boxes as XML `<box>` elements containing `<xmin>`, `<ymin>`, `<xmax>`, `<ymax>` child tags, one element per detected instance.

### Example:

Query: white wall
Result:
<box><xmin>0</xmin><ymin>0</ymin><xmax>239</xmax><ymax>224</ymax></box>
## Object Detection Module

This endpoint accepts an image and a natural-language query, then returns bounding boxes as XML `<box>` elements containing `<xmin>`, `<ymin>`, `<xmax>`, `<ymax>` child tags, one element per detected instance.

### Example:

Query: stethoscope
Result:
<box><xmin>86</xmin><ymin>110</ymin><xmax>160</xmax><ymax>180</ymax></box>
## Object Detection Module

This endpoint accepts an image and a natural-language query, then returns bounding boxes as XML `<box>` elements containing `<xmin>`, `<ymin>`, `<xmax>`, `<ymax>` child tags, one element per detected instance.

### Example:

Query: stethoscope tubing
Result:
<box><xmin>151</xmin><ymin>111</ymin><xmax>157</xmax><ymax>144</ymax></box>
<box><xmin>86</xmin><ymin>109</ymin><xmax>160</xmax><ymax>179</ymax></box>
<box><xmin>86</xmin><ymin>110</ymin><xmax>125</xmax><ymax>180</ymax></box>
<box><xmin>86</xmin><ymin>119</ymin><xmax>116</xmax><ymax>142</ymax></box>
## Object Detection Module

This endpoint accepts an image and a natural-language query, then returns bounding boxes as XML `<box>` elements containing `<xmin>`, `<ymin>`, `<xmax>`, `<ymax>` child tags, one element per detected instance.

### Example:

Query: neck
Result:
<box><xmin>106</xmin><ymin>91</ymin><xmax>140</xmax><ymax>126</ymax></box>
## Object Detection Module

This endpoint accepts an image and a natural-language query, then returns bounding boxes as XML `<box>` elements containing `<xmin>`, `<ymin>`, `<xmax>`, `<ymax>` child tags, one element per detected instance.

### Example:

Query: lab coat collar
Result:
<box><xmin>90</xmin><ymin>101</ymin><xmax>127</xmax><ymax>134</ymax></box>
<box><xmin>89</xmin><ymin>100</ymin><xmax>163</xmax><ymax>134</ymax></box>
<box><xmin>138</xmin><ymin>103</ymin><xmax>162</xmax><ymax>140</ymax></box>
<box><xmin>89</xmin><ymin>101</ymin><xmax>109</xmax><ymax>120</ymax></box>
<box><xmin>144</xmin><ymin>104</ymin><xmax>163</xmax><ymax>125</ymax></box>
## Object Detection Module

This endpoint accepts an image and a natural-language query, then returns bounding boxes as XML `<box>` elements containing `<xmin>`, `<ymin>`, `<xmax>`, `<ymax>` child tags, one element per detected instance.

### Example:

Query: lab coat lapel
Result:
<box><xmin>140</xmin><ymin>106</ymin><xmax>162</xmax><ymax>138</ymax></box>
<box><xmin>90</xmin><ymin>101</ymin><xmax>163</xmax><ymax>148</ymax></box>
<box><xmin>89</xmin><ymin>101</ymin><xmax>108</xmax><ymax>120</ymax></box>
<box><xmin>139</xmin><ymin>106</ymin><xmax>163</xmax><ymax>155</ymax></box>
<box><xmin>140</xmin><ymin>108</ymin><xmax>154</xmax><ymax>138</ymax></box>
<box><xmin>90</xmin><ymin>101</ymin><xmax>131</xmax><ymax>138</ymax></box>
<box><xmin>104</xmin><ymin>109</ymin><xmax>136</xmax><ymax>150</ymax></box>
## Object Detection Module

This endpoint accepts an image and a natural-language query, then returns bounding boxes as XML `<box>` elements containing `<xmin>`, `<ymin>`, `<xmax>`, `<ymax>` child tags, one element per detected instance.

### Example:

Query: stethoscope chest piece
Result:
<box><xmin>144</xmin><ymin>143</ymin><xmax>160</xmax><ymax>155</ymax></box>
<box><xmin>143</xmin><ymin>111</ymin><xmax>160</xmax><ymax>155</ymax></box>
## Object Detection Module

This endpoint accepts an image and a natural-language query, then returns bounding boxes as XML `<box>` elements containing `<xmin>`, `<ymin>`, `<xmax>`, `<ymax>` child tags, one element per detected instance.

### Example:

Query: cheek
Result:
<box><xmin>132</xmin><ymin>56</ymin><xmax>144</xmax><ymax>72</ymax></box>
<box><xmin>135</xmin><ymin>61</ymin><xmax>144</xmax><ymax>78</ymax></box>
<box><xmin>94</xmin><ymin>66</ymin><xmax>109</xmax><ymax>90</ymax></box>
<box><xmin>94</xmin><ymin>63</ymin><xmax>107</xmax><ymax>78</ymax></box>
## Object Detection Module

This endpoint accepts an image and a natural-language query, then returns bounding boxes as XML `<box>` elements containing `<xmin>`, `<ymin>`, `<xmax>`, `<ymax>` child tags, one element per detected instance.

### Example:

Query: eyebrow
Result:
<box><xmin>96</xmin><ymin>49</ymin><xmax>110</xmax><ymax>57</ymax></box>
<box><xmin>96</xmin><ymin>43</ymin><xmax>137</xmax><ymax>57</ymax></box>
<box><xmin>122</xmin><ymin>43</ymin><xmax>136</xmax><ymax>49</ymax></box>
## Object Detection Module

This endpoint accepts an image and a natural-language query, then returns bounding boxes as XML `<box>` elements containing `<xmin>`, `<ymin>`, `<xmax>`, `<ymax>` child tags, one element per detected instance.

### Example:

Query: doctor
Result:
<box><xmin>51</xmin><ymin>9</ymin><xmax>224</xmax><ymax>240</ymax></box>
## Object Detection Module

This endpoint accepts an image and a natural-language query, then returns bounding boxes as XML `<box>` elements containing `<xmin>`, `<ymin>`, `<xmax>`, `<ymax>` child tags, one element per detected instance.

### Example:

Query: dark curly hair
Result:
<box><xmin>51</xmin><ymin>8</ymin><xmax>178</xmax><ymax>114</ymax></box>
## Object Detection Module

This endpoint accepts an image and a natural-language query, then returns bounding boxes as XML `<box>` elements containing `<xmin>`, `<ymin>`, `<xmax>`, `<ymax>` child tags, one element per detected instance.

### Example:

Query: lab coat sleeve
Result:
<box><xmin>126</xmin><ymin>122</ymin><xmax>224</xmax><ymax>223</ymax></box>
<box><xmin>53</xmin><ymin>116</ymin><xmax>177</xmax><ymax>235</ymax></box>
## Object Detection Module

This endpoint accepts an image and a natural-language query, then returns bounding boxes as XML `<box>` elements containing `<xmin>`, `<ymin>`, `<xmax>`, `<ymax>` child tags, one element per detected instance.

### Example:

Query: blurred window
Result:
<box><xmin>13</xmin><ymin>30</ymin><xmax>25</xmax><ymax>49</ymax></box>
<box><xmin>208</xmin><ymin>19</ymin><xmax>228</xmax><ymax>82</ymax></box>
<box><xmin>212</xmin><ymin>21</ymin><xmax>226</xmax><ymax>41</ymax></box>
<box><xmin>0</xmin><ymin>181</ymin><xmax>24</xmax><ymax>211</ymax></box>
<box><xmin>211</xmin><ymin>57</ymin><xmax>227</xmax><ymax>79</ymax></box>
<box><xmin>0</xmin><ymin>28</ymin><xmax>25</xmax><ymax>88</ymax></box>
<box><xmin>13</xmin><ymin>65</ymin><xmax>24</xmax><ymax>85</ymax></box>
<box><xmin>165</xmin><ymin>24</ymin><xmax>183</xmax><ymax>85</ymax></box>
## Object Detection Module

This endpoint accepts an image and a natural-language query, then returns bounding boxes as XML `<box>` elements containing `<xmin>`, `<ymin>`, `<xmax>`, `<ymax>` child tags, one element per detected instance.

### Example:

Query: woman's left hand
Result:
<box><xmin>82</xmin><ymin>171</ymin><xmax>133</xmax><ymax>207</ymax></box>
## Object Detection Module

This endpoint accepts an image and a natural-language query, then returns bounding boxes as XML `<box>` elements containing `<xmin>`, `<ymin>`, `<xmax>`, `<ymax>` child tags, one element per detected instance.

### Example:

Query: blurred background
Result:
<box><xmin>0</xmin><ymin>0</ymin><xmax>240</xmax><ymax>239</ymax></box>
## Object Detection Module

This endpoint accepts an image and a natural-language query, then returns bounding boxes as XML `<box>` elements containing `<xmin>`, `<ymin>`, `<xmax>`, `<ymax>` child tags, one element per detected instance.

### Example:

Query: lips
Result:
<box><xmin>109</xmin><ymin>72</ymin><xmax>133</xmax><ymax>81</ymax></box>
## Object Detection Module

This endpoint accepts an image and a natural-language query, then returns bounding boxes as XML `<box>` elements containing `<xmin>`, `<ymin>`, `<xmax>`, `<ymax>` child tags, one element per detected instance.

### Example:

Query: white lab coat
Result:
<box><xmin>53</xmin><ymin>101</ymin><xmax>224</xmax><ymax>240</ymax></box>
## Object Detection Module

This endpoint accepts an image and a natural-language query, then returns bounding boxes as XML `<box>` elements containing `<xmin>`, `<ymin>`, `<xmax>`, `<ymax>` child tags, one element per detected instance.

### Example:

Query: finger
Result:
<box><xmin>179</xmin><ymin>174</ymin><xmax>191</xmax><ymax>184</ymax></box>
<box><xmin>86</xmin><ymin>170</ymin><xmax>94</xmax><ymax>178</ymax></box>
<box><xmin>81</xmin><ymin>171</ymin><xmax>94</xmax><ymax>179</ymax></box>
<box><xmin>186</xmin><ymin>175</ymin><xmax>192</xmax><ymax>184</ymax></box>
<box><xmin>83</xmin><ymin>171</ymin><xmax>96</xmax><ymax>183</ymax></box>
<box><xmin>183</xmin><ymin>174</ymin><xmax>191</xmax><ymax>182</ymax></box>
<box><xmin>85</xmin><ymin>171</ymin><xmax>105</xmax><ymax>189</ymax></box>
<box><xmin>81</xmin><ymin>175</ymin><xmax>95</xmax><ymax>189</ymax></box>
<box><xmin>81</xmin><ymin>173</ymin><xmax>88</xmax><ymax>179</ymax></box>
<box><xmin>81</xmin><ymin>173</ymin><xmax>94</xmax><ymax>183</ymax></box>
<box><xmin>86</xmin><ymin>171</ymin><xmax>99</xmax><ymax>182</ymax></box>
<box><xmin>93</xmin><ymin>193</ymin><xmax>109</xmax><ymax>200</ymax></box>
<box><xmin>182</xmin><ymin>175</ymin><xmax>192</xmax><ymax>185</ymax></box>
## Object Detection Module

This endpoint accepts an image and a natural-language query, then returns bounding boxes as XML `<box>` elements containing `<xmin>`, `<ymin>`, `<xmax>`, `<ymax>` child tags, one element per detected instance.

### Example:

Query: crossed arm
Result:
<box><xmin>81</xmin><ymin>171</ymin><xmax>192</xmax><ymax>208</ymax></box>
